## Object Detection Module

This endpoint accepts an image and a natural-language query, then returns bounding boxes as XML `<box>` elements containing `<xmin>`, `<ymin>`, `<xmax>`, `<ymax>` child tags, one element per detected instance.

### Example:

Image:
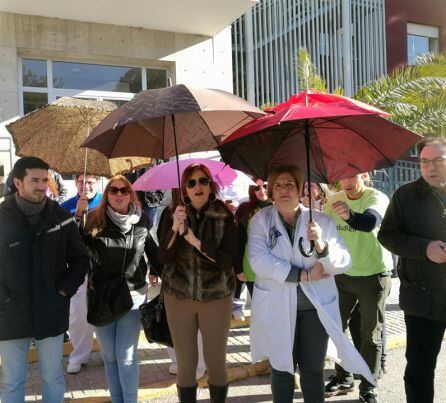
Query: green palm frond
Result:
<box><xmin>355</xmin><ymin>63</ymin><xmax>446</xmax><ymax>107</ymax></box>
<box><xmin>415</xmin><ymin>52</ymin><xmax>446</xmax><ymax>66</ymax></box>
<box><xmin>295</xmin><ymin>48</ymin><xmax>327</xmax><ymax>92</ymax></box>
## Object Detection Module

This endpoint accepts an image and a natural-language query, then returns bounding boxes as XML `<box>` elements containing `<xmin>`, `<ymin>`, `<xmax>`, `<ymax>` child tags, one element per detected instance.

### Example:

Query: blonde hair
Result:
<box><xmin>267</xmin><ymin>165</ymin><xmax>304</xmax><ymax>200</ymax></box>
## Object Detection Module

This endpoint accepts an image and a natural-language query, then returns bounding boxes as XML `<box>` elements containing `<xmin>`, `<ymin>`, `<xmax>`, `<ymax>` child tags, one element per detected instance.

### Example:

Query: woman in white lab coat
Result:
<box><xmin>248</xmin><ymin>165</ymin><xmax>373</xmax><ymax>403</ymax></box>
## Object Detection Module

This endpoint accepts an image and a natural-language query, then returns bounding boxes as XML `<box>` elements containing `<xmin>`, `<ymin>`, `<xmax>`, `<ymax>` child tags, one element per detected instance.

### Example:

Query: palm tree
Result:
<box><xmin>296</xmin><ymin>49</ymin><xmax>446</xmax><ymax>136</ymax></box>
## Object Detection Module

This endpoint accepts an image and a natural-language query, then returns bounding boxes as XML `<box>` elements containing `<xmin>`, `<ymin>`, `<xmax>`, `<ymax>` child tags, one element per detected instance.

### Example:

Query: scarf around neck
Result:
<box><xmin>106</xmin><ymin>203</ymin><xmax>142</xmax><ymax>233</ymax></box>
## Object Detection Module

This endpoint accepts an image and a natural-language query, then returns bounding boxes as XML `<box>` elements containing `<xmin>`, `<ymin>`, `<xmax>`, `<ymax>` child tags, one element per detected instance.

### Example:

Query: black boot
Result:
<box><xmin>209</xmin><ymin>383</ymin><xmax>229</xmax><ymax>403</ymax></box>
<box><xmin>177</xmin><ymin>385</ymin><xmax>197</xmax><ymax>403</ymax></box>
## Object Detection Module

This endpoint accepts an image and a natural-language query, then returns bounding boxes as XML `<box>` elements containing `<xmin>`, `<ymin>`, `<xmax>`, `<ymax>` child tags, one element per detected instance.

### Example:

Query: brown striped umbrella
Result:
<box><xmin>7</xmin><ymin>97</ymin><xmax>153</xmax><ymax>177</ymax></box>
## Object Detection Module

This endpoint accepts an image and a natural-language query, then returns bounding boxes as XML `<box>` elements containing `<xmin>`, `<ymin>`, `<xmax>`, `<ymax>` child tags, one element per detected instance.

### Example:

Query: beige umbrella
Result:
<box><xmin>7</xmin><ymin>97</ymin><xmax>153</xmax><ymax>177</ymax></box>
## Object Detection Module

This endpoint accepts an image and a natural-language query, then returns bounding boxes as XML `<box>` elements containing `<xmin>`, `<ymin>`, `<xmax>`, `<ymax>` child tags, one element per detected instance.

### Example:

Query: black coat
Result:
<box><xmin>85</xmin><ymin>213</ymin><xmax>162</xmax><ymax>292</ymax></box>
<box><xmin>378</xmin><ymin>177</ymin><xmax>446</xmax><ymax>321</ymax></box>
<box><xmin>0</xmin><ymin>196</ymin><xmax>89</xmax><ymax>340</ymax></box>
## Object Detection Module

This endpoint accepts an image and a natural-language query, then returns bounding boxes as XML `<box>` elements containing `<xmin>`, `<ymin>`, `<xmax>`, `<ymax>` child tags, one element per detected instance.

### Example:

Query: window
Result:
<box><xmin>22</xmin><ymin>59</ymin><xmax>47</xmax><ymax>87</ymax></box>
<box><xmin>23</xmin><ymin>92</ymin><xmax>48</xmax><ymax>114</ymax></box>
<box><xmin>407</xmin><ymin>23</ymin><xmax>439</xmax><ymax>65</ymax></box>
<box><xmin>52</xmin><ymin>62</ymin><xmax>142</xmax><ymax>93</ymax></box>
<box><xmin>147</xmin><ymin>69</ymin><xmax>167</xmax><ymax>89</ymax></box>
<box><xmin>19</xmin><ymin>59</ymin><xmax>169</xmax><ymax>115</ymax></box>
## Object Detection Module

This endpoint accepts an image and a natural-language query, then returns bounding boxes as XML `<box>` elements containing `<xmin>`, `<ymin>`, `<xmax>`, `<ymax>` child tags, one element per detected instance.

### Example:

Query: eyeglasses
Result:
<box><xmin>186</xmin><ymin>177</ymin><xmax>211</xmax><ymax>189</ymax></box>
<box><xmin>109</xmin><ymin>186</ymin><xmax>131</xmax><ymax>195</ymax></box>
<box><xmin>420</xmin><ymin>157</ymin><xmax>446</xmax><ymax>168</ymax></box>
<box><xmin>254</xmin><ymin>183</ymin><xmax>268</xmax><ymax>191</ymax></box>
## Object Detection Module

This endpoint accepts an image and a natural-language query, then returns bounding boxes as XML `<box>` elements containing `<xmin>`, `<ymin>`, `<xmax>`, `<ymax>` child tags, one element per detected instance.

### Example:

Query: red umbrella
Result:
<box><xmin>219</xmin><ymin>90</ymin><xmax>422</xmax><ymax>256</ymax></box>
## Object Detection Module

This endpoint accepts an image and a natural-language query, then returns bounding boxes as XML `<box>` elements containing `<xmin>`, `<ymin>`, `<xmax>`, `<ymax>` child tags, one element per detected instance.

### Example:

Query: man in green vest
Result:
<box><xmin>324</xmin><ymin>173</ymin><xmax>392</xmax><ymax>403</ymax></box>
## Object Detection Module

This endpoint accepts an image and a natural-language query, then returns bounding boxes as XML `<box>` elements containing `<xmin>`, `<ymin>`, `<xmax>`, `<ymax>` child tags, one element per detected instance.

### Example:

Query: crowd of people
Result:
<box><xmin>0</xmin><ymin>136</ymin><xmax>445</xmax><ymax>403</ymax></box>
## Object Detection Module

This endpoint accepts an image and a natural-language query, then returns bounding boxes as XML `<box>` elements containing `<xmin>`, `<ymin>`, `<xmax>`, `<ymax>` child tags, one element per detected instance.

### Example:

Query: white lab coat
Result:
<box><xmin>248</xmin><ymin>205</ymin><xmax>375</xmax><ymax>385</ymax></box>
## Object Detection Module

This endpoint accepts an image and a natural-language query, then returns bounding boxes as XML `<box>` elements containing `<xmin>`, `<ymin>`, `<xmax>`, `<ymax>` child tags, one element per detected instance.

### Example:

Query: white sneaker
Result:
<box><xmin>67</xmin><ymin>363</ymin><xmax>82</xmax><ymax>374</ymax></box>
<box><xmin>169</xmin><ymin>363</ymin><xmax>178</xmax><ymax>375</ymax></box>
<box><xmin>232</xmin><ymin>309</ymin><xmax>246</xmax><ymax>321</ymax></box>
<box><xmin>196</xmin><ymin>367</ymin><xmax>206</xmax><ymax>380</ymax></box>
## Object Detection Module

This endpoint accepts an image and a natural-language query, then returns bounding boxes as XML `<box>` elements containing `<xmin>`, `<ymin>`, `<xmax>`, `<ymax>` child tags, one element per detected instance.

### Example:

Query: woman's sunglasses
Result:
<box><xmin>186</xmin><ymin>177</ymin><xmax>211</xmax><ymax>189</ymax></box>
<box><xmin>253</xmin><ymin>183</ymin><xmax>268</xmax><ymax>191</ymax></box>
<box><xmin>109</xmin><ymin>186</ymin><xmax>131</xmax><ymax>195</ymax></box>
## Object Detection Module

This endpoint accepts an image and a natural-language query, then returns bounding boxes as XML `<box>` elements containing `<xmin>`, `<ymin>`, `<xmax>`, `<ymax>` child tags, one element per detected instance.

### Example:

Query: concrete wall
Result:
<box><xmin>386</xmin><ymin>0</ymin><xmax>446</xmax><ymax>72</ymax></box>
<box><xmin>0</xmin><ymin>12</ymin><xmax>234</xmax><ymax>122</ymax></box>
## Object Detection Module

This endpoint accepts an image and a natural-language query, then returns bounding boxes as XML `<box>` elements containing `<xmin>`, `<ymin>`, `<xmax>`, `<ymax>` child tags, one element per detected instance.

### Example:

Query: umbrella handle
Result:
<box><xmin>298</xmin><ymin>237</ymin><xmax>315</xmax><ymax>257</ymax></box>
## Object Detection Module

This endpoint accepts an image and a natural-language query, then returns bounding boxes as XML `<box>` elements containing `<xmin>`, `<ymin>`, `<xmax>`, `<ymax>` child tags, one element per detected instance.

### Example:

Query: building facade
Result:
<box><xmin>0</xmin><ymin>0</ymin><xmax>257</xmax><ymax>185</ymax></box>
<box><xmin>232</xmin><ymin>0</ymin><xmax>387</xmax><ymax>105</ymax></box>
<box><xmin>386</xmin><ymin>0</ymin><xmax>446</xmax><ymax>71</ymax></box>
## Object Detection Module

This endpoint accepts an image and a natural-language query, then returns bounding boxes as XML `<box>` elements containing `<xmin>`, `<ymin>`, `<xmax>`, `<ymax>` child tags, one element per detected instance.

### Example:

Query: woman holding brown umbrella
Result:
<box><xmin>158</xmin><ymin>163</ymin><xmax>239</xmax><ymax>403</ymax></box>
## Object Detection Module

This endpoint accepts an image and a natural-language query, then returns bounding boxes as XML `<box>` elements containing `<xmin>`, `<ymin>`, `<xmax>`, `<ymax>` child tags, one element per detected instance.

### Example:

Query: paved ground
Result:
<box><xmin>4</xmin><ymin>278</ymin><xmax>441</xmax><ymax>402</ymax></box>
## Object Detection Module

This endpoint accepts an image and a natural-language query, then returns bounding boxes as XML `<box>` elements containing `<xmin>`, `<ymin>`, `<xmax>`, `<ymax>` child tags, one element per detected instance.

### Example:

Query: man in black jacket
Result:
<box><xmin>378</xmin><ymin>138</ymin><xmax>446</xmax><ymax>403</ymax></box>
<box><xmin>0</xmin><ymin>157</ymin><xmax>89</xmax><ymax>403</ymax></box>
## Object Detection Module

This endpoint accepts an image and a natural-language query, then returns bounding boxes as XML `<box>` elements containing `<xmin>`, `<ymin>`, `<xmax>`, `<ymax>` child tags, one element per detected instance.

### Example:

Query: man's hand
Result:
<box><xmin>237</xmin><ymin>273</ymin><xmax>248</xmax><ymax>282</ymax></box>
<box><xmin>426</xmin><ymin>240</ymin><xmax>446</xmax><ymax>264</ymax></box>
<box><xmin>75</xmin><ymin>193</ymin><xmax>89</xmax><ymax>218</ymax></box>
<box><xmin>331</xmin><ymin>201</ymin><xmax>351</xmax><ymax>221</ymax></box>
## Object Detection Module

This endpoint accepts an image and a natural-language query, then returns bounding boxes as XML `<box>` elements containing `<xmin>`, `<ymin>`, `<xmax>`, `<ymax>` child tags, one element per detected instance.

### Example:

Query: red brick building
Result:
<box><xmin>386</xmin><ymin>0</ymin><xmax>446</xmax><ymax>72</ymax></box>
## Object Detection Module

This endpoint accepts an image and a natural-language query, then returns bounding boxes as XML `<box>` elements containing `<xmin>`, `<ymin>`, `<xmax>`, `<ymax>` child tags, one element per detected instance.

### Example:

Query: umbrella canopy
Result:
<box><xmin>132</xmin><ymin>158</ymin><xmax>254</xmax><ymax>191</ymax></box>
<box><xmin>6</xmin><ymin>97</ymin><xmax>153</xmax><ymax>177</ymax></box>
<box><xmin>82</xmin><ymin>84</ymin><xmax>264</xmax><ymax>159</ymax></box>
<box><xmin>219</xmin><ymin>91</ymin><xmax>422</xmax><ymax>184</ymax></box>
<box><xmin>219</xmin><ymin>90</ymin><xmax>422</xmax><ymax>257</ymax></box>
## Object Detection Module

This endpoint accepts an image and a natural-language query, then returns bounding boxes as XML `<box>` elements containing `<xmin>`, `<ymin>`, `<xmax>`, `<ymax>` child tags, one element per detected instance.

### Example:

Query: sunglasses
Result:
<box><xmin>253</xmin><ymin>183</ymin><xmax>268</xmax><ymax>191</ymax></box>
<box><xmin>186</xmin><ymin>177</ymin><xmax>211</xmax><ymax>189</ymax></box>
<box><xmin>109</xmin><ymin>186</ymin><xmax>131</xmax><ymax>195</ymax></box>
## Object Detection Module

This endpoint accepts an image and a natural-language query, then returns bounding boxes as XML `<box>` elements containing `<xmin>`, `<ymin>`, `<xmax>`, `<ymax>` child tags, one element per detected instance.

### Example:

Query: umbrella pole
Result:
<box><xmin>171</xmin><ymin>114</ymin><xmax>188</xmax><ymax>235</ymax></box>
<box><xmin>81</xmin><ymin>131</ymin><xmax>89</xmax><ymax>229</ymax></box>
<box><xmin>298</xmin><ymin>120</ymin><xmax>315</xmax><ymax>257</ymax></box>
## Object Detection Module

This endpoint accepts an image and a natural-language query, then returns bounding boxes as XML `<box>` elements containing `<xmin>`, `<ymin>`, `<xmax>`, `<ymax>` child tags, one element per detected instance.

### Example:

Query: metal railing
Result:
<box><xmin>232</xmin><ymin>0</ymin><xmax>387</xmax><ymax>105</ymax></box>
<box><xmin>372</xmin><ymin>161</ymin><xmax>421</xmax><ymax>197</ymax></box>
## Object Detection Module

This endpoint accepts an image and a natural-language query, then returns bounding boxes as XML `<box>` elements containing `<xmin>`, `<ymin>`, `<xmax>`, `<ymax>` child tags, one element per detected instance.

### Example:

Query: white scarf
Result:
<box><xmin>107</xmin><ymin>203</ymin><xmax>142</xmax><ymax>233</ymax></box>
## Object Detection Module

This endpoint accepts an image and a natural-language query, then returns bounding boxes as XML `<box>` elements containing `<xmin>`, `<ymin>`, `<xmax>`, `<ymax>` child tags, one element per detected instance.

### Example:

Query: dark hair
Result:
<box><xmin>417</xmin><ymin>137</ymin><xmax>446</xmax><ymax>154</ymax></box>
<box><xmin>75</xmin><ymin>173</ymin><xmax>100</xmax><ymax>181</ymax></box>
<box><xmin>267</xmin><ymin>165</ymin><xmax>304</xmax><ymax>200</ymax></box>
<box><xmin>12</xmin><ymin>157</ymin><xmax>49</xmax><ymax>181</ymax></box>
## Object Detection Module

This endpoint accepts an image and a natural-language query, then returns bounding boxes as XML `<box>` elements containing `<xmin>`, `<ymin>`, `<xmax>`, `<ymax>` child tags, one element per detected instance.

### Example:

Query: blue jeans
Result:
<box><xmin>95</xmin><ymin>308</ymin><xmax>142</xmax><ymax>403</ymax></box>
<box><xmin>0</xmin><ymin>334</ymin><xmax>65</xmax><ymax>403</ymax></box>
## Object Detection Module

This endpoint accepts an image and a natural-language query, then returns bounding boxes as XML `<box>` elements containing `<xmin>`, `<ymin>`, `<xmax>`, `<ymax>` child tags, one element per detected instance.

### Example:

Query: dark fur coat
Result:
<box><xmin>158</xmin><ymin>200</ymin><xmax>237</xmax><ymax>301</ymax></box>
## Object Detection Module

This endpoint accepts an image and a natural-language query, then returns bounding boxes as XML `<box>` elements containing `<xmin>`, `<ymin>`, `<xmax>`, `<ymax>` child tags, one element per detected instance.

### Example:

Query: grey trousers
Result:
<box><xmin>271</xmin><ymin>286</ymin><xmax>329</xmax><ymax>403</ymax></box>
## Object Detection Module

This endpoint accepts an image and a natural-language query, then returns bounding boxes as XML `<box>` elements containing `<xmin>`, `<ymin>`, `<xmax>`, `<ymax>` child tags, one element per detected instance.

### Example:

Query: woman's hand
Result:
<box><xmin>303</xmin><ymin>262</ymin><xmax>330</xmax><ymax>282</ymax></box>
<box><xmin>307</xmin><ymin>220</ymin><xmax>326</xmax><ymax>254</ymax></box>
<box><xmin>180</xmin><ymin>224</ymin><xmax>201</xmax><ymax>250</ymax></box>
<box><xmin>172</xmin><ymin>205</ymin><xmax>187</xmax><ymax>232</ymax></box>
<box><xmin>148</xmin><ymin>275</ymin><xmax>158</xmax><ymax>286</ymax></box>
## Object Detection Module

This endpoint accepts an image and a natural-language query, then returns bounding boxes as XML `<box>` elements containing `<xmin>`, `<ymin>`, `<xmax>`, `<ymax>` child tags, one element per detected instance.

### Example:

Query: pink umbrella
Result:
<box><xmin>132</xmin><ymin>158</ymin><xmax>254</xmax><ymax>191</ymax></box>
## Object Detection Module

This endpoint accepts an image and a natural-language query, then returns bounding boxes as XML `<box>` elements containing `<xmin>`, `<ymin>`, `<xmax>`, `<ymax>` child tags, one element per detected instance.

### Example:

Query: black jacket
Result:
<box><xmin>85</xmin><ymin>213</ymin><xmax>162</xmax><ymax>292</ymax></box>
<box><xmin>378</xmin><ymin>177</ymin><xmax>446</xmax><ymax>322</ymax></box>
<box><xmin>0</xmin><ymin>196</ymin><xmax>89</xmax><ymax>340</ymax></box>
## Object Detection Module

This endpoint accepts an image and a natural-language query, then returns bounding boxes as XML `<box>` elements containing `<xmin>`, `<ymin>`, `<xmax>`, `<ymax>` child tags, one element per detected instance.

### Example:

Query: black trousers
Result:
<box><xmin>349</xmin><ymin>303</ymin><xmax>387</xmax><ymax>368</ymax></box>
<box><xmin>271</xmin><ymin>287</ymin><xmax>328</xmax><ymax>403</ymax></box>
<box><xmin>404</xmin><ymin>314</ymin><xmax>446</xmax><ymax>403</ymax></box>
